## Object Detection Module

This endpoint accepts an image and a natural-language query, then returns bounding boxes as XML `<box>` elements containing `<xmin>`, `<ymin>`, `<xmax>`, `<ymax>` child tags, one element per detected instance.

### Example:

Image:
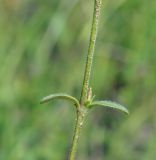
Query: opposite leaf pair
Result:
<box><xmin>40</xmin><ymin>93</ymin><xmax>129</xmax><ymax>114</ymax></box>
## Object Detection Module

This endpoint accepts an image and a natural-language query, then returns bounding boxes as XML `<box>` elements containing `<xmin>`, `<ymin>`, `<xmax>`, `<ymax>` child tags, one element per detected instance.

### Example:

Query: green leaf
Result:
<box><xmin>88</xmin><ymin>100</ymin><xmax>129</xmax><ymax>114</ymax></box>
<box><xmin>40</xmin><ymin>93</ymin><xmax>80</xmax><ymax>107</ymax></box>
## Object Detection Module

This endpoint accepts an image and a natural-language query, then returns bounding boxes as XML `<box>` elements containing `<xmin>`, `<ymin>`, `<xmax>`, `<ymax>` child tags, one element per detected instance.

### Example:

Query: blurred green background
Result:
<box><xmin>0</xmin><ymin>0</ymin><xmax>156</xmax><ymax>159</ymax></box>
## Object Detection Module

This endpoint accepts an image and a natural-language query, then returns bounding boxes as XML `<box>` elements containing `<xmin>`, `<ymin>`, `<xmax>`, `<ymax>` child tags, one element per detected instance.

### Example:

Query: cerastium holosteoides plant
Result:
<box><xmin>40</xmin><ymin>0</ymin><xmax>129</xmax><ymax>159</ymax></box>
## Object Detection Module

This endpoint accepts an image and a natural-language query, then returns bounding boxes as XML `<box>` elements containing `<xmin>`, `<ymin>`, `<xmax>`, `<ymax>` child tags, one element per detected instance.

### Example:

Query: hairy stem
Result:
<box><xmin>69</xmin><ymin>108</ymin><xmax>88</xmax><ymax>160</ymax></box>
<box><xmin>80</xmin><ymin>0</ymin><xmax>102</xmax><ymax>104</ymax></box>
<box><xmin>69</xmin><ymin>0</ymin><xmax>102</xmax><ymax>160</ymax></box>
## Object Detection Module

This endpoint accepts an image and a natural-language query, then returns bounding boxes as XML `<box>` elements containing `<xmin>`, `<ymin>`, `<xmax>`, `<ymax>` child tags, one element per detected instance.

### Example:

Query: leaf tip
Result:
<box><xmin>39</xmin><ymin>97</ymin><xmax>46</xmax><ymax>104</ymax></box>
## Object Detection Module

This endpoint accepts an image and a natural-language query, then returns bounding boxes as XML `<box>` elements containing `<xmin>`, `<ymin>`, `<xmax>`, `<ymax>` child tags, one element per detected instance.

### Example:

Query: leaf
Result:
<box><xmin>40</xmin><ymin>93</ymin><xmax>80</xmax><ymax>107</ymax></box>
<box><xmin>88</xmin><ymin>100</ymin><xmax>129</xmax><ymax>114</ymax></box>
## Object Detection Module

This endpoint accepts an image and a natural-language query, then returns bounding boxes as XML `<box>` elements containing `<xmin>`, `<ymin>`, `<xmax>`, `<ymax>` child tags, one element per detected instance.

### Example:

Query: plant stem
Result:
<box><xmin>69</xmin><ymin>0</ymin><xmax>102</xmax><ymax>159</ymax></box>
<box><xmin>80</xmin><ymin>0</ymin><xmax>102</xmax><ymax>105</ymax></box>
<box><xmin>69</xmin><ymin>108</ymin><xmax>88</xmax><ymax>160</ymax></box>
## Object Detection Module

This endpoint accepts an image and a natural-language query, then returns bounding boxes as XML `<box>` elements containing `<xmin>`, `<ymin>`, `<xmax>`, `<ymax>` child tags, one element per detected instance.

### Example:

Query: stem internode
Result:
<box><xmin>69</xmin><ymin>0</ymin><xmax>102</xmax><ymax>159</ymax></box>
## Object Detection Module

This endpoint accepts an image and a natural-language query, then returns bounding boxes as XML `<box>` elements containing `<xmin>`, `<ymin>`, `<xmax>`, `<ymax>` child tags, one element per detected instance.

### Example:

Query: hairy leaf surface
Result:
<box><xmin>88</xmin><ymin>100</ymin><xmax>129</xmax><ymax>114</ymax></box>
<box><xmin>40</xmin><ymin>93</ymin><xmax>80</xmax><ymax>107</ymax></box>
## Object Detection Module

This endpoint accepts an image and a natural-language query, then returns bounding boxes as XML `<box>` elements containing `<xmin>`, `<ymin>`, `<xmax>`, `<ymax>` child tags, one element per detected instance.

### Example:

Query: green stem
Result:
<box><xmin>69</xmin><ymin>108</ymin><xmax>88</xmax><ymax>160</ymax></box>
<box><xmin>80</xmin><ymin>0</ymin><xmax>102</xmax><ymax>105</ymax></box>
<box><xmin>69</xmin><ymin>0</ymin><xmax>102</xmax><ymax>160</ymax></box>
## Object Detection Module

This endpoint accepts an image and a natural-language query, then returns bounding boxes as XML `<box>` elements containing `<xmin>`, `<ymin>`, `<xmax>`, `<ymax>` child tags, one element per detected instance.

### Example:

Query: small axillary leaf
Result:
<box><xmin>84</xmin><ymin>87</ymin><xmax>93</xmax><ymax>107</ymax></box>
<box><xmin>87</xmin><ymin>87</ymin><xmax>92</xmax><ymax>101</ymax></box>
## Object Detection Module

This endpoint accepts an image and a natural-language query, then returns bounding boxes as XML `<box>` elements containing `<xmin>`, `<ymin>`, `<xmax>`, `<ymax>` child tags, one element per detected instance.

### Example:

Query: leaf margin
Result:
<box><xmin>40</xmin><ymin>93</ymin><xmax>80</xmax><ymax>108</ymax></box>
<box><xmin>87</xmin><ymin>100</ymin><xmax>129</xmax><ymax>114</ymax></box>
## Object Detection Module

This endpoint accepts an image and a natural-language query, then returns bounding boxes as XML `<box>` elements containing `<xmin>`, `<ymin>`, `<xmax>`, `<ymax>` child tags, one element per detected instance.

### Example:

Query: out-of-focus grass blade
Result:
<box><xmin>88</xmin><ymin>100</ymin><xmax>129</xmax><ymax>114</ymax></box>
